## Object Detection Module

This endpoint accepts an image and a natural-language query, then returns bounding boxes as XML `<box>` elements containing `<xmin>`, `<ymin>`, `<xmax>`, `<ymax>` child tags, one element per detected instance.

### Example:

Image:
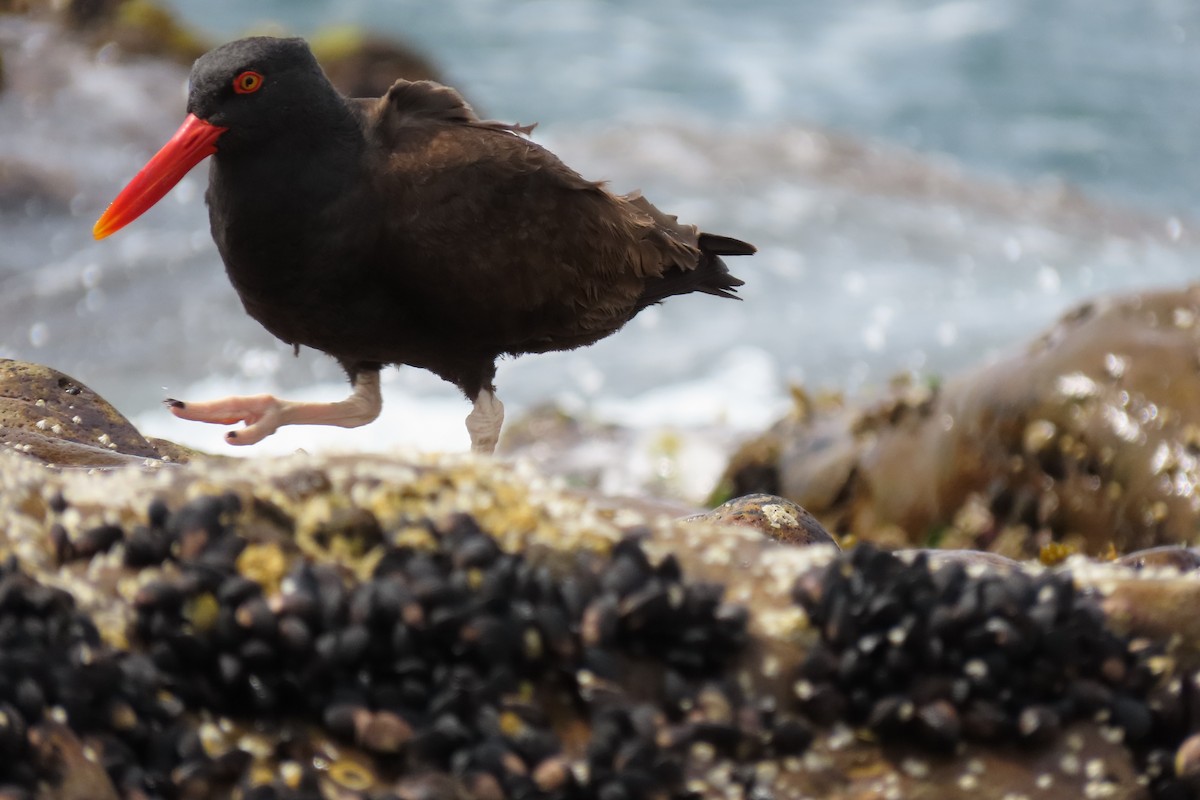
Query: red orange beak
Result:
<box><xmin>93</xmin><ymin>114</ymin><xmax>227</xmax><ymax>240</ymax></box>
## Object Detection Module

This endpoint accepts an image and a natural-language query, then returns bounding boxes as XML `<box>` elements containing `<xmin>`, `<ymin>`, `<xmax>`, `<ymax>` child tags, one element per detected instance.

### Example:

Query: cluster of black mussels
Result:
<box><xmin>793</xmin><ymin>543</ymin><xmax>1199</xmax><ymax>798</ymax></box>
<box><xmin>21</xmin><ymin>490</ymin><xmax>787</xmax><ymax>799</ymax></box>
<box><xmin>0</xmin><ymin>555</ymin><xmax>185</xmax><ymax>798</ymax></box>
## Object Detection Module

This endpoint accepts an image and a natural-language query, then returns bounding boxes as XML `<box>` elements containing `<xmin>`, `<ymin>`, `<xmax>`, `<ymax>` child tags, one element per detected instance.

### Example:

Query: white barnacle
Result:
<box><xmin>858</xmin><ymin>633</ymin><xmax>882</xmax><ymax>653</ymax></box>
<box><xmin>280</xmin><ymin>761</ymin><xmax>303</xmax><ymax>787</ymax></box>
<box><xmin>761</xmin><ymin>503</ymin><xmax>797</xmax><ymax>529</ymax></box>
<box><xmin>1084</xmin><ymin>781</ymin><xmax>1118</xmax><ymax>799</ymax></box>
<box><xmin>761</xmin><ymin>654</ymin><xmax>781</xmax><ymax>679</ymax></box>
<box><xmin>690</xmin><ymin>742</ymin><xmax>716</xmax><ymax>764</ymax></box>
<box><xmin>826</xmin><ymin>724</ymin><xmax>854</xmax><ymax>751</ymax></box>
<box><xmin>1150</xmin><ymin>442</ymin><xmax>1174</xmax><ymax>475</ymax></box>
<box><xmin>702</xmin><ymin>543</ymin><xmax>733</xmax><ymax>567</ymax></box>
<box><xmin>1103</xmin><ymin>353</ymin><xmax>1127</xmax><ymax>379</ymax></box>
<box><xmin>1103</xmin><ymin>406</ymin><xmax>1141</xmax><ymax>443</ymax></box>
<box><xmin>1056</xmin><ymin>372</ymin><xmax>1099</xmax><ymax>399</ymax></box>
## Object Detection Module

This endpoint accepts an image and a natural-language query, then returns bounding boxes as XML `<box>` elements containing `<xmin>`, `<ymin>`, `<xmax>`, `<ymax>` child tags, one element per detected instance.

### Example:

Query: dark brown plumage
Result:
<box><xmin>94</xmin><ymin>36</ymin><xmax>754</xmax><ymax>452</ymax></box>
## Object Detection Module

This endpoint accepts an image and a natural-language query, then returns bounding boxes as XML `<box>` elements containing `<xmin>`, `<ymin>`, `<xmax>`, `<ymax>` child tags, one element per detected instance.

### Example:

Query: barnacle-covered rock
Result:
<box><xmin>2</xmin><ymin>448</ymin><xmax>1200</xmax><ymax>798</ymax></box>
<box><xmin>0</xmin><ymin>359</ymin><xmax>190</xmax><ymax>467</ymax></box>
<box><xmin>685</xmin><ymin>492</ymin><xmax>838</xmax><ymax>547</ymax></box>
<box><xmin>722</xmin><ymin>285</ymin><xmax>1200</xmax><ymax>558</ymax></box>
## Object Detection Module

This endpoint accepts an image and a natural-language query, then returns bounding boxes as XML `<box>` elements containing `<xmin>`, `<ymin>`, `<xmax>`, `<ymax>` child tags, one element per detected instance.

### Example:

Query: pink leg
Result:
<box><xmin>166</xmin><ymin>371</ymin><xmax>382</xmax><ymax>445</ymax></box>
<box><xmin>465</xmin><ymin>390</ymin><xmax>504</xmax><ymax>454</ymax></box>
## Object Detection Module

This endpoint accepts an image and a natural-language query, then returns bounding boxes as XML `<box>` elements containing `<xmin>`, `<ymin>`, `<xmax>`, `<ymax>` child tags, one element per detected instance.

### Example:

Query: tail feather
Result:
<box><xmin>636</xmin><ymin>230</ymin><xmax>752</xmax><ymax>309</ymax></box>
<box><xmin>699</xmin><ymin>232</ymin><xmax>756</xmax><ymax>257</ymax></box>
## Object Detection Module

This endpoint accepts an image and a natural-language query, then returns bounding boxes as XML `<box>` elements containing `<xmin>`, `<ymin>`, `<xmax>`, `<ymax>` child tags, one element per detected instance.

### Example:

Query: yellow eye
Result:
<box><xmin>233</xmin><ymin>70</ymin><xmax>263</xmax><ymax>95</ymax></box>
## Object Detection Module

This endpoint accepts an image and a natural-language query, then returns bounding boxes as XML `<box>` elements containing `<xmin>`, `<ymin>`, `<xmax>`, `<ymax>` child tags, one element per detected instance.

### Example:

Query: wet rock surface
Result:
<box><xmin>0</xmin><ymin>359</ymin><xmax>192</xmax><ymax>468</ymax></box>
<box><xmin>0</xmin><ymin>438</ymin><xmax>1198</xmax><ymax>797</ymax></box>
<box><xmin>686</xmin><ymin>493</ymin><xmax>838</xmax><ymax>548</ymax></box>
<box><xmin>723</xmin><ymin>285</ymin><xmax>1200</xmax><ymax>559</ymax></box>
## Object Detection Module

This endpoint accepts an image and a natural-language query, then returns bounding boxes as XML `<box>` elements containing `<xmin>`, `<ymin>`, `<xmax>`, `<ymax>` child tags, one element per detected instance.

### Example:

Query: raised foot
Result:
<box><xmin>166</xmin><ymin>393</ymin><xmax>293</xmax><ymax>445</ymax></box>
<box><xmin>466</xmin><ymin>390</ymin><xmax>505</xmax><ymax>455</ymax></box>
<box><xmin>165</xmin><ymin>372</ymin><xmax>383</xmax><ymax>446</ymax></box>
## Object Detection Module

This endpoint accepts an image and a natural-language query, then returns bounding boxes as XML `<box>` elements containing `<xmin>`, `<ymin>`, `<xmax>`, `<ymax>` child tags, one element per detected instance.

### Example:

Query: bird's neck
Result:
<box><xmin>206</xmin><ymin>101</ymin><xmax>377</xmax><ymax>299</ymax></box>
<box><xmin>209</xmin><ymin>96</ymin><xmax>369</xmax><ymax>230</ymax></box>
<box><xmin>211</xmin><ymin>99</ymin><xmax>364</xmax><ymax>203</ymax></box>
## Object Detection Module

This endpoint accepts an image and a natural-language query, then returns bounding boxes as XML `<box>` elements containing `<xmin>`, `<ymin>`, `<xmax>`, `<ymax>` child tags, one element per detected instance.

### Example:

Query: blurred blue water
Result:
<box><xmin>165</xmin><ymin>0</ymin><xmax>1200</xmax><ymax>215</ymax></box>
<box><xmin>0</xmin><ymin>3</ymin><xmax>1196</xmax><ymax>454</ymax></box>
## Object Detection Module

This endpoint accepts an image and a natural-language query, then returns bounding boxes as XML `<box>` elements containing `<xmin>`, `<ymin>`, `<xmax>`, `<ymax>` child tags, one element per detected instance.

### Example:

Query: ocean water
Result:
<box><xmin>0</xmin><ymin>1</ymin><xmax>1196</xmax><ymax>468</ymax></box>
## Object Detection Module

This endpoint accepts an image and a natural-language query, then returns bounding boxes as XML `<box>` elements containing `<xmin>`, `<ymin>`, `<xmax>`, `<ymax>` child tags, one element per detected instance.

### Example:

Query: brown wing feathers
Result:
<box><xmin>371</xmin><ymin>78</ymin><xmax>751</xmax><ymax>315</ymax></box>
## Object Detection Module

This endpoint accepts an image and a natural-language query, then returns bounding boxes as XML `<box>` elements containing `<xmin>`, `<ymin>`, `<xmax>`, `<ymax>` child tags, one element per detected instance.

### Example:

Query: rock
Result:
<box><xmin>4</xmin><ymin>1</ymin><xmax>445</xmax><ymax>84</ymax></box>
<box><xmin>1114</xmin><ymin>545</ymin><xmax>1200</xmax><ymax>572</ymax></box>
<box><xmin>685</xmin><ymin>492</ymin><xmax>838</xmax><ymax>547</ymax></box>
<box><xmin>0</xmin><ymin>0</ymin><xmax>210</xmax><ymax>63</ymax></box>
<box><xmin>0</xmin><ymin>450</ymin><xmax>1180</xmax><ymax>796</ymax></box>
<box><xmin>721</xmin><ymin>285</ymin><xmax>1200</xmax><ymax>558</ymax></box>
<box><xmin>28</xmin><ymin>723</ymin><xmax>121</xmax><ymax>800</ymax></box>
<box><xmin>309</xmin><ymin>25</ymin><xmax>446</xmax><ymax>99</ymax></box>
<box><xmin>60</xmin><ymin>0</ymin><xmax>122</xmax><ymax>29</ymax></box>
<box><xmin>0</xmin><ymin>0</ymin><xmax>39</xmax><ymax>14</ymax></box>
<box><xmin>2</xmin><ymin>358</ymin><xmax>1198</xmax><ymax>796</ymax></box>
<box><xmin>0</xmin><ymin>358</ymin><xmax>190</xmax><ymax>467</ymax></box>
<box><xmin>0</xmin><ymin>450</ymin><xmax>1196</xmax><ymax>797</ymax></box>
<box><xmin>0</xmin><ymin>159</ymin><xmax>75</xmax><ymax>214</ymax></box>
<box><xmin>104</xmin><ymin>0</ymin><xmax>207</xmax><ymax>61</ymax></box>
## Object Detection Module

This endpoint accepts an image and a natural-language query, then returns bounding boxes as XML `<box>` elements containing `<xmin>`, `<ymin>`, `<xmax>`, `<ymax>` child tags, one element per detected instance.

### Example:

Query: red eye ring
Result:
<box><xmin>233</xmin><ymin>70</ymin><xmax>263</xmax><ymax>95</ymax></box>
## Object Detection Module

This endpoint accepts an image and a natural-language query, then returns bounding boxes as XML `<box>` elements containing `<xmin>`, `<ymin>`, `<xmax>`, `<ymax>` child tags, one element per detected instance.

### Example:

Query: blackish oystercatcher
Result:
<box><xmin>94</xmin><ymin>37</ymin><xmax>754</xmax><ymax>453</ymax></box>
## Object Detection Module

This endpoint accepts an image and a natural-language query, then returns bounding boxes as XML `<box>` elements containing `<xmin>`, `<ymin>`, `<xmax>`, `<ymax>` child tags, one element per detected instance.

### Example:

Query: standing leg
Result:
<box><xmin>166</xmin><ymin>369</ymin><xmax>383</xmax><ymax>445</ymax></box>
<box><xmin>465</xmin><ymin>390</ymin><xmax>505</xmax><ymax>454</ymax></box>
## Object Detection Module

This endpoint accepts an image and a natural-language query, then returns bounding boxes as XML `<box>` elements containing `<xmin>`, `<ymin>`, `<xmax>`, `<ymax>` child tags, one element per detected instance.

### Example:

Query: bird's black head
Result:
<box><xmin>186</xmin><ymin>36</ymin><xmax>340</xmax><ymax>151</ymax></box>
<box><xmin>93</xmin><ymin>36</ymin><xmax>353</xmax><ymax>239</ymax></box>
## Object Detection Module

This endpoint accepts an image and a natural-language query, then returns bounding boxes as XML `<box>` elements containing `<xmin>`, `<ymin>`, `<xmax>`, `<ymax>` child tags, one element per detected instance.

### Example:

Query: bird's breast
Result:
<box><xmin>206</xmin><ymin>154</ymin><xmax>395</xmax><ymax>348</ymax></box>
